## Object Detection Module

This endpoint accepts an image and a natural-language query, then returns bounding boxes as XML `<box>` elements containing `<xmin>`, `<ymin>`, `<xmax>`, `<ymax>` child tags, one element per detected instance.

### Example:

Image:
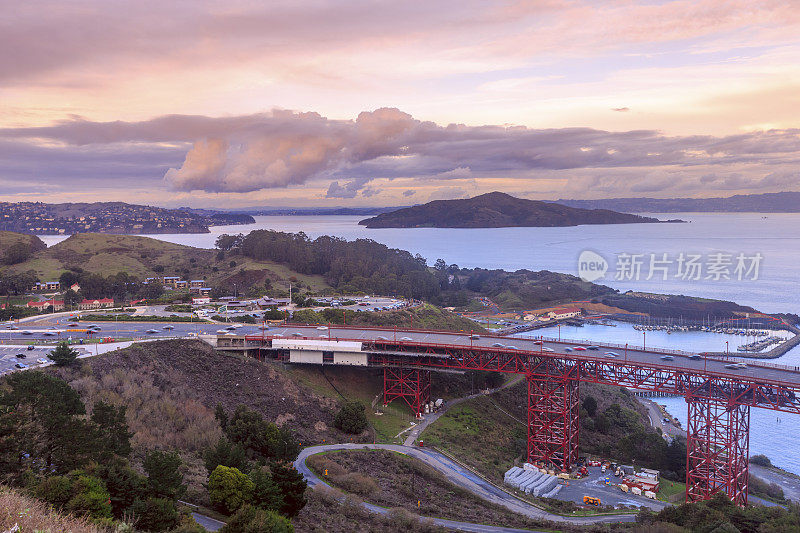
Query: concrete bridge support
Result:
<box><xmin>686</xmin><ymin>396</ymin><xmax>750</xmax><ymax>506</ymax></box>
<box><xmin>383</xmin><ymin>366</ymin><xmax>431</xmax><ymax>418</ymax></box>
<box><xmin>527</xmin><ymin>364</ymin><xmax>580</xmax><ymax>471</ymax></box>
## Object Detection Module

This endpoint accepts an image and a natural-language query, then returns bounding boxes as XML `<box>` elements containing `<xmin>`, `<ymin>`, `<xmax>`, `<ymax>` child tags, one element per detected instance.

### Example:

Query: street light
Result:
<box><xmin>642</xmin><ymin>331</ymin><xmax>646</xmax><ymax>351</ymax></box>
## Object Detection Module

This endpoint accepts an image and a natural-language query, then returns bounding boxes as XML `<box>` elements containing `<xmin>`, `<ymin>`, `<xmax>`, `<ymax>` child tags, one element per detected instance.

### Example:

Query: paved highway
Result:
<box><xmin>252</xmin><ymin>325</ymin><xmax>800</xmax><ymax>392</ymax></box>
<box><xmin>294</xmin><ymin>443</ymin><xmax>636</xmax><ymax>528</ymax></box>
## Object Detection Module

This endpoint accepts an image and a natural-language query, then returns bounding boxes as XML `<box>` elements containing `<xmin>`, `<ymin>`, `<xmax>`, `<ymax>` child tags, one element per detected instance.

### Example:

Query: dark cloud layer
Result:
<box><xmin>2</xmin><ymin>108</ymin><xmax>799</xmax><ymax>197</ymax></box>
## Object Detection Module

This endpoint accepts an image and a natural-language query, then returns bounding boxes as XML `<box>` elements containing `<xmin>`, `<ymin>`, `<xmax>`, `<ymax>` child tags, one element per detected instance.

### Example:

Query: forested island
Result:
<box><xmin>358</xmin><ymin>192</ymin><xmax>682</xmax><ymax>228</ymax></box>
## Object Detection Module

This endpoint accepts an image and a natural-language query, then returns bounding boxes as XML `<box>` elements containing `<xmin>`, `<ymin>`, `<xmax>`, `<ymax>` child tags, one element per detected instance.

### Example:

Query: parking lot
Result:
<box><xmin>548</xmin><ymin>467</ymin><xmax>669</xmax><ymax>511</ymax></box>
<box><xmin>0</xmin><ymin>345</ymin><xmax>62</xmax><ymax>375</ymax></box>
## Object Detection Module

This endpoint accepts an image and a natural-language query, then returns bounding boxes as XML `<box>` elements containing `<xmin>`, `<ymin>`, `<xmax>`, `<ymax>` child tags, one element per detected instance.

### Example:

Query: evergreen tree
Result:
<box><xmin>91</xmin><ymin>400</ymin><xmax>132</xmax><ymax>459</ymax></box>
<box><xmin>249</xmin><ymin>467</ymin><xmax>282</xmax><ymax>512</ymax></box>
<box><xmin>333</xmin><ymin>401</ymin><xmax>368</xmax><ymax>434</ymax></box>
<box><xmin>204</xmin><ymin>437</ymin><xmax>249</xmax><ymax>475</ymax></box>
<box><xmin>269</xmin><ymin>461</ymin><xmax>307</xmax><ymax>518</ymax></box>
<box><xmin>49</xmin><ymin>341</ymin><xmax>79</xmax><ymax>366</ymax></box>
<box><xmin>143</xmin><ymin>450</ymin><xmax>185</xmax><ymax>500</ymax></box>
<box><xmin>0</xmin><ymin>372</ymin><xmax>95</xmax><ymax>480</ymax></box>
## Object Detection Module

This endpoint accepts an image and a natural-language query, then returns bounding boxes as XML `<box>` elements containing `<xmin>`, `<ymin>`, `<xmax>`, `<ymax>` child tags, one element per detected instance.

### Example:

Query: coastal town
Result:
<box><xmin>0</xmin><ymin>201</ymin><xmax>253</xmax><ymax>235</ymax></box>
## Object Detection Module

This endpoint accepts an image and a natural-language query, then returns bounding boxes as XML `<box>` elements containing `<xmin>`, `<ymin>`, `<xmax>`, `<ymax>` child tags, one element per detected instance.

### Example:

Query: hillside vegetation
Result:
<box><xmin>0</xmin><ymin>487</ymin><xmax>105</xmax><ymax>533</ymax></box>
<box><xmin>1</xmin><ymin>232</ymin><xmax>329</xmax><ymax>293</ymax></box>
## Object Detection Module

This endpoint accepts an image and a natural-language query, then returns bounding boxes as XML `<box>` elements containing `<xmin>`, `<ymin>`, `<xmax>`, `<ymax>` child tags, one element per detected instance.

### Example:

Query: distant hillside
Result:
<box><xmin>556</xmin><ymin>191</ymin><xmax>800</xmax><ymax>213</ymax></box>
<box><xmin>0</xmin><ymin>201</ymin><xmax>254</xmax><ymax>235</ymax></box>
<box><xmin>359</xmin><ymin>192</ymin><xmax>679</xmax><ymax>228</ymax></box>
<box><xmin>1</xmin><ymin>232</ymin><xmax>330</xmax><ymax>293</ymax></box>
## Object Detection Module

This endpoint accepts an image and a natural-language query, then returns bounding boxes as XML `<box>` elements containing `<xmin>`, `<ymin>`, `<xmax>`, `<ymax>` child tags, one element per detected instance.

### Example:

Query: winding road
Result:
<box><xmin>294</xmin><ymin>443</ymin><xmax>637</xmax><ymax>531</ymax></box>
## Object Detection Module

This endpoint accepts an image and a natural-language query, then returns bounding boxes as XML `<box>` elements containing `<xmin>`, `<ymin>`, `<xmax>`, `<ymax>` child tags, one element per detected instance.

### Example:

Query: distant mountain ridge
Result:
<box><xmin>556</xmin><ymin>192</ymin><xmax>800</xmax><ymax>213</ymax></box>
<box><xmin>358</xmin><ymin>192</ymin><xmax>680</xmax><ymax>228</ymax></box>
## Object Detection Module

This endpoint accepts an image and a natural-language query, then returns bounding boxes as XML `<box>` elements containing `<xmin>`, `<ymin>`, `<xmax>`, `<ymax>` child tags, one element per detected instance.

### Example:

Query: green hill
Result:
<box><xmin>359</xmin><ymin>191</ymin><xmax>676</xmax><ymax>228</ymax></box>
<box><xmin>1</xmin><ymin>232</ymin><xmax>330</xmax><ymax>292</ymax></box>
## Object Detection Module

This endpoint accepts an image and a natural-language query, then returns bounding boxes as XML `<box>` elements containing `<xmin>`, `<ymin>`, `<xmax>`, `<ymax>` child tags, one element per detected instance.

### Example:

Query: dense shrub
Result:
<box><xmin>333</xmin><ymin>401</ymin><xmax>369</xmax><ymax>434</ymax></box>
<box><xmin>209</xmin><ymin>465</ymin><xmax>255</xmax><ymax>514</ymax></box>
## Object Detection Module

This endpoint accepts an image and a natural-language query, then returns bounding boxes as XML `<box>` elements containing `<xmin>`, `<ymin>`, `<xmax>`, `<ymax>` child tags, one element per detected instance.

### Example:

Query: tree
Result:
<box><xmin>65</xmin><ymin>473</ymin><xmax>113</xmax><ymax>520</ymax></box>
<box><xmin>143</xmin><ymin>450</ymin><xmax>185</xmax><ymax>500</ymax></box>
<box><xmin>131</xmin><ymin>498</ymin><xmax>180</xmax><ymax>532</ymax></box>
<box><xmin>49</xmin><ymin>341</ymin><xmax>79</xmax><ymax>366</ymax></box>
<box><xmin>209</xmin><ymin>465</ymin><xmax>255</xmax><ymax>514</ymax></box>
<box><xmin>582</xmin><ymin>396</ymin><xmax>598</xmax><ymax>417</ymax></box>
<box><xmin>91</xmin><ymin>400</ymin><xmax>132</xmax><ymax>459</ymax></box>
<box><xmin>36</xmin><ymin>472</ymin><xmax>113</xmax><ymax>520</ymax></box>
<box><xmin>269</xmin><ymin>461</ymin><xmax>307</xmax><ymax>518</ymax></box>
<box><xmin>249</xmin><ymin>467</ymin><xmax>282</xmax><ymax>512</ymax></box>
<box><xmin>63</xmin><ymin>288</ymin><xmax>83</xmax><ymax>308</ymax></box>
<box><xmin>204</xmin><ymin>437</ymin><xmax>249</xmax><ymax>475</ymax></box>
<box><xmin>97</xmin><ymin>457</ymin><xmax>147</xmax><ymax>518</ymax></box>
<box><xmin>3</xmin><ymin>242</ymin><xmax>32</xmax><ymax>265</ymax></box>
<box><xmin>222</xmin><ymin>505</ymin><xmax>294</xmax><ymax>533</ymax></box>
<box><xmin>216</xmin><ymin>234</ymin><xmax>243</xmax><ymax>252</ymax></box>
<box><xmin>225</xmin><ymin>405</ymin><xmax>299</xmax><ymax>462</ymax></box>
<box><xmin>215</xmin><ymin>403</ymin><xmax>229</xmax><ymax>431</ymax></box>
<box><xmin>141</xmin><ymin>282</ymin><xmax>164</xmax><ymax>300</ymax></box>
<box><xmin>0</xmin><ymin>372</ymin><xmax>95</xmax><ymax>480</ymax></box>
<box><xmin>333</xmin><ymin>401</ymin><xmax>368</xmax><ymax>434</ymax></box>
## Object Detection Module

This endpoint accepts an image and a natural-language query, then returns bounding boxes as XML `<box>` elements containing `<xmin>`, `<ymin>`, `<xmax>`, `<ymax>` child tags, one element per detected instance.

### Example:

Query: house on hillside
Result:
<box><xmin>31</xmin><ymin>281</ymin><xmax>61</xmax><ymax>292</ymax></box>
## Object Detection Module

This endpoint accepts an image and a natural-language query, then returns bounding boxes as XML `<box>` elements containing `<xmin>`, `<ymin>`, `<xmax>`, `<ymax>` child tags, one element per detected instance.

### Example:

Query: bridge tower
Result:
<box><xmin>526</xmin><ymin>361</ymin><xmax>580</xmax><ymax>470</ymax></box>
<box><xmin>685</xmin><ymin>396</ymin><xmax>750</xmax><ymax>506</ymax></box>
<box><xmin>383</xmin><ymin>366</ymin><xmax>431</xmax><ymax>418</ymax></box>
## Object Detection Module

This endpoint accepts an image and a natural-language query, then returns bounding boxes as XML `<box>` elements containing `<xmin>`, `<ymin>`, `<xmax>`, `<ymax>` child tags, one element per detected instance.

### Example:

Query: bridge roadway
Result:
<box><xmin>242</xmin><ymin>324</ymin><xmax>800</xmax><ymax>413</ymax></box>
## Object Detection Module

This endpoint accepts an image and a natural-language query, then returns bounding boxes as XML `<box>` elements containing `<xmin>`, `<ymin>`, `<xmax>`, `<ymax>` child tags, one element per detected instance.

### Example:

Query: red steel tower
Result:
<box><xmin>526</xmin><ymin>361</ymin><xmax>580</xmax><ymax>470</ymax></box>
<box><xmin>383</xmin><ymin>366</ymin><xmax>431</xmax><ymax>418</ymax></box>
<box><xmin>686</xmin><ymin>396</ymin><xmax>750</xmax><ymax>506</ymax></box>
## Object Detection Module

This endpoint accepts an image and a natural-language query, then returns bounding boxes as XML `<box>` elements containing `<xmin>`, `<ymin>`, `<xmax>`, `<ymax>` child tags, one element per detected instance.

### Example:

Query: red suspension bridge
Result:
<box><xmin>219</xmin><ymin>324</ymin><xmax>800</xmax><ymax>507</ymax></box>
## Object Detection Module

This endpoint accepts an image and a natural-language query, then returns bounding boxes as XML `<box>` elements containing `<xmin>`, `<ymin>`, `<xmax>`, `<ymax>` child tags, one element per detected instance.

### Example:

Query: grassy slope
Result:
<box><xmin>2</xmin><ymin>232</ymin><xmax>329</xmax><ymax>291</ymax></box>
<box><xmin>0</xmin><ymin>487</ymin><xmax>103</xmax><ymax>533</ymax></box>
<box><xmin>0</xmin><ymin>231</ymin><xmax>46</xmax><ymax>251</ymax></box>
<box><xmin>346</xmin><ymin>303</ymin><xmax>486</xmax><ymax>333</ymax></box>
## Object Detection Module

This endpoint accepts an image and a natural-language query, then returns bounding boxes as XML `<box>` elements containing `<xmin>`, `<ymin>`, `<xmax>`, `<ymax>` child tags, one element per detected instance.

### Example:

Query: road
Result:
<box><xmin>294</xmin><ymin>443</ymin><xmax>636</xmax><ymax>528</ymax></box>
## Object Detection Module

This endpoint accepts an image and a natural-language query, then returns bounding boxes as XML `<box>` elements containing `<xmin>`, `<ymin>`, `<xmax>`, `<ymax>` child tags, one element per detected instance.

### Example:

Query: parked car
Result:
<box><xmin>15</xmin><ymin>362</ymin><xmax>28</xmax><ymax>369</ymax></box>
<box><xmin>15</xmin><ymin>353</ymin><xmax>26</xmax><ymax>359</ymax></box>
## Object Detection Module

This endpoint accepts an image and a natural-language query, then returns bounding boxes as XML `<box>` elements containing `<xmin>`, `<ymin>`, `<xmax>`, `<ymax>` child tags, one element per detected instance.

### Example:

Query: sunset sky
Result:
<box><xmin>2</xmin><ymin>1</ymin><xmax>800</xmax><ymax>207</ymax></box>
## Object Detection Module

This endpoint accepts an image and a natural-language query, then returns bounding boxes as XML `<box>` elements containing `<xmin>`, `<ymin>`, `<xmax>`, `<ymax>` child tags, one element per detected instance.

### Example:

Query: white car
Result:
<box><xmin>146</xmin><ymin>329</ymin><xmax>158</xmax><ymax>334</ymax></box>
<box><xmin>542</xmin><ymin>347</ymin><xmax>555</xmax><ymax>352</ymax></box>
<box><xmin>660</xmin><ymin>355</ymin><xmax>674</xmax><ymax>361</ymax></box>
<box><xmin>163</xmin><ymin>325</ymin><xmax>175</xmax><ymax>330</ymax></box>
<box><xmin>216</xmin><ymin>329</ymin><xmax>228</xmax><ymax>334</ymax></box>
<box><xmin>36</xmin><ymin>358</ymin><xmax>48</xmax><ymax>364</ymax></box>
<box><xmin>604</xmin><ymin>352</ymin><xmax>619</xmax><ymax>357</ymax></box>
<box><xmin>491</xmin><ymin>342</ymin><xmax>505</xmax><ymax>347</ymax></box>
<box><xmin>317</xmin><ymin>326</ymin><xmax>328</xmax><ymax>330</ymax></box>
<box><xmin>400</xmin><ymin>336</ymin><xmax>413</xmax><ymax>341</ymax></box>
